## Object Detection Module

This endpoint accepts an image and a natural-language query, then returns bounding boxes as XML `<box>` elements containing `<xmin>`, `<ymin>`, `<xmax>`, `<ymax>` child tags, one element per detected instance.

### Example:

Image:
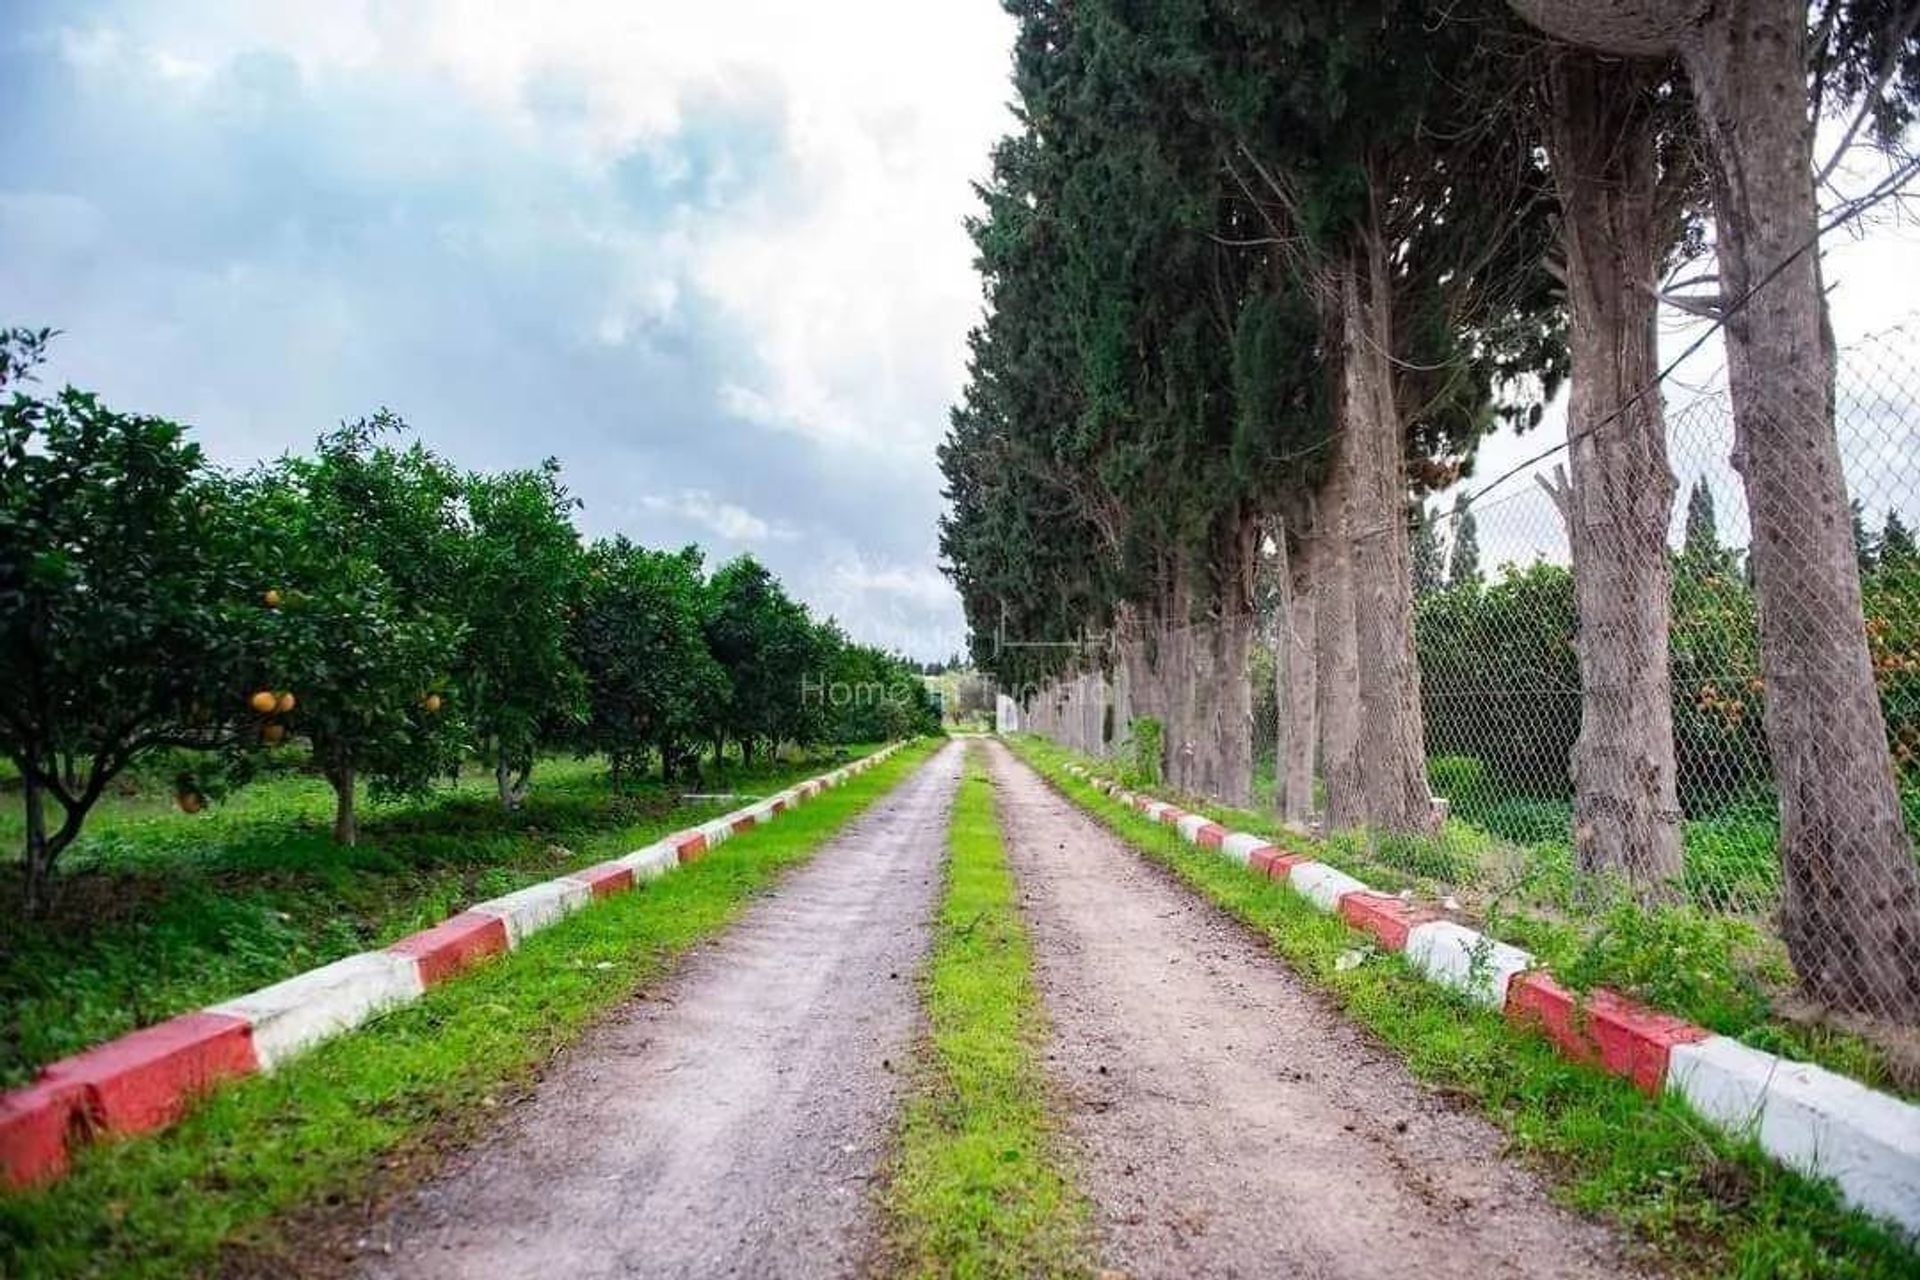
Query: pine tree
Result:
<box><xmin>1682</xmin><ymin>478</ymin><xmax>1722</xmax><ymax>565</ymax></box>
<box><xmin>1446</xmin><ymin>493</ymin><xmax>1482</xmax><ymax>587</ymax></box>
<box><xmin>1853</xmin><ymin>498</ymin><xmax>1877</xmax><ymax>576</ymax></box>
<box><xmin>1883</xmin><ymin>511</ymin><xmax>1916</xmax><ymax>566</ymax></box>
<box><xmin>1411</xmin><ymin>502</ymin><xmax>1444</xmax><ymax>597</ymax></box>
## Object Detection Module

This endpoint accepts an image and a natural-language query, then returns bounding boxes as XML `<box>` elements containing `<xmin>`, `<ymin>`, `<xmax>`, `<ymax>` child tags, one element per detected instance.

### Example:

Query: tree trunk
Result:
<box><xmin>1683</xmin><ymin>0</ymin><xmax>1920</xmax><ymax>1016</ymax></box>
<box><xmin>1315</xmin><ymin>418</ymin><xmax>1365</xmax><ymax>830</ymax></box>
<box><xmin>1208</xmin><ymin>606</ymin><xmax>1255</xmax><ymax>806</ymax></box>
<box><xmin>22</xmin><ymin>768</ymin><xmax>53</xmax><ymax>916</ymax></box>
<box><xmin>495</xmin><ymin>746</ymin><xmax>531</xmax><ymax>811</ymax></box>
<box><xmin>329</xmin><ymin>765</ymin><xmax>358</xmax><ymax>846</ymax></box>
<box><xmin>1343</xmin><ymin>237</ymin><xmax>1435</xmax><ymax>833</ymax></box>
<box><xmin>1281</xmin><ymin>522</ymin><xmax>1320</xmax><ymax>824</ymax></box>
<box><xmin>1544</xmin><ymin>50</ymin><xmax>1685</xmax><ymax>896</ymax></box>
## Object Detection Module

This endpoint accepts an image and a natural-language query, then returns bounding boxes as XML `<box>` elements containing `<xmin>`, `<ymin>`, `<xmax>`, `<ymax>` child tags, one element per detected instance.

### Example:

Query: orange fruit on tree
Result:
<box><xmin>263</xmin><ymin>589</ymin><xmax>282</xmax><ymax>608</ymax></box>
<box><xmin>423</xmin><ymin>693</ymin><xmax>444</xmax><ymax>715</ymax></box>
<box><xmin>262</xmin><ymin>723</ymin><xmax>286</xmax><ymax>745</ymax></box>
<box><xmin>276</xmin><ymin>692</ymin><xmax>296</xmax><ymax>714</ymax></box>
<box><xmin>249</xmin><ymin>690</ymin><xmax>278</xmax><ymax>715</ymax></box>
<box><xmin>175</xmin><ymin>790</ymin><xmax>205</xmax><ymax>815</ymax></box>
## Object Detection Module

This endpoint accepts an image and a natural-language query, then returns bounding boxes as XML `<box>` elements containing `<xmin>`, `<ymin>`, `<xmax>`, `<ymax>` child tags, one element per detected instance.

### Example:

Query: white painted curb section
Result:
<box><xmin>616</xmin><ymin>843</ymin><xmax>680</xmax><ymax>882</ymax></box>
<box><xmin>210</xmin><ymin>951</ymin><xmax>425</xmax><ymax>1070</ymax></box>
<box><xmin>1402</xmin><ymin>921</ymin><xmax>1534</xmax><ymax>1009</ymax></box>
<box><xmin>1175</xmin><ymin>813</ymin><xmax>1211</xmax><ymax>842</ymax></box>
<box><xmin>1668</xmin><ymin>1036</ymin><xmax>1920</xmax><ymax>1232</ymax></box>
<box><xmin>1220</xmin><ymin>832</ymin><xmax>1267</xmax><ymax>866</ymax></box>
<box><xmin>471</xmin><ymin>879</ymin><xmax>593</xmax><ymax>946</ymax></box>
<box><xmin>1289</xmin><ymin>862</ymin><xmax>1369</xmax><ymax>911</ymax></box>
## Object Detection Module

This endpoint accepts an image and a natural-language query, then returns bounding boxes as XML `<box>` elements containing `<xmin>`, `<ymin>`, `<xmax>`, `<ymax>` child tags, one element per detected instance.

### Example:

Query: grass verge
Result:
<box><xmin>0</xmin><ymin>739</ymin><xmax>938</xmax><ymax>1279</ymax></box>
<box><xmin>1115</xmin><ymin>752</ymin><xmax>1915</xmax><ymax>1098</ymax></box>
<box><xmin>1009</xmin><ymin>735</ymin><xmax>1919</xmax><ymax>1280</ymax></box>
<box><xmin>1</xmin><ymin>747</ymin><xmax>876</xmax><ymax>1086</ymax></box>
<box><xmin>881</xmin><ymin>744</ymin><xmax>1091</xmax><ymax>1279</ymax></box>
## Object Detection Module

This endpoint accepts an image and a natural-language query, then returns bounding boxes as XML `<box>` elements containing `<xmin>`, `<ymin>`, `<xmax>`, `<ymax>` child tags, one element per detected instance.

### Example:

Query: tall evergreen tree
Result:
<box><xmin>1683</xmin><ymin>477</ymin><xmax>1722</xmax><ymax>566</ymax></box>
<box><xmin>1447</xmin><ymin>494</ymin><xmax>1483</xmax><ymax>587</ymax></box>
<box><xmin>1853</xmin><ymin>497</ymin><xmax>1877</xmax><ymax>576</ymax></box>
<box><xmin>1882</xmin><ymin>511</ymin><xmax>1917</xmax><ymax>566</ymax></box>
<box><xmin>1411</xmin><ymin>503</ymin><xmax>1445</xmax><ymax>598</ymax></box>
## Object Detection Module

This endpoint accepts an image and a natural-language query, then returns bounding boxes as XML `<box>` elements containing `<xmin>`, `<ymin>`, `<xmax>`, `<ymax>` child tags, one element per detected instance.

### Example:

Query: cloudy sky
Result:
<box><xmin>0</xmin><ymin>1</ymin><xmax>1017</xmax><ymax>660</ymax></box>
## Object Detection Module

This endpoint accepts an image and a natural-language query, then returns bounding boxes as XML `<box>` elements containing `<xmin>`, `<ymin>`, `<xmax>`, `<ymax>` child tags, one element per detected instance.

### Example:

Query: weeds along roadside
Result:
<box><xmin>1008</xmin><ymin>735</ymin><xmax>1920</xmax><ymax>1280</ymax></box>
<box><xmin>881</xmin><ymin>743</ymin><xmax>1092</xmax><ymax>1279</ymax></box>
<box><xmin>0</xmin><ymin>740</ymin><xmax>938</xmax><ymax>1280</ymax></box>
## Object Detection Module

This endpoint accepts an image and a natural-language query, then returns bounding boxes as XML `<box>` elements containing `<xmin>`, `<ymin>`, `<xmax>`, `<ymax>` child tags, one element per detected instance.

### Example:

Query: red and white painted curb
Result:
<box><xmin>0</xmin><ymin>743</ymin><xmax>905</xmax><ymax>1192</ymax></box>
<box><xmin>1059</xmin><ymin>761</ymin><xmax>1920</xmax><ymax>1237</ymax></box>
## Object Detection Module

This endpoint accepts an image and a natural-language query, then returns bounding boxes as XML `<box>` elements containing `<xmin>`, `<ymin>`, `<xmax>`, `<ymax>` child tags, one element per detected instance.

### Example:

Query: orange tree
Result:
<box><xmin>571</xmin><ymin>539</ymin><xmax>726</xmax><ymax>786</ymax></box>
<box><xmin>0</xmin><ymin>333</ymin><xmax>263</xmax><ymax>910</ymax></box>
<box><xmin>245</xmin><ymin>416</ymin><xmax>466</xmax><ymax>844</ymax></box>
<box><xmin>456</xmin><ymin>461</ymin><xmax>588</xmax><ymax>810</ymax></box>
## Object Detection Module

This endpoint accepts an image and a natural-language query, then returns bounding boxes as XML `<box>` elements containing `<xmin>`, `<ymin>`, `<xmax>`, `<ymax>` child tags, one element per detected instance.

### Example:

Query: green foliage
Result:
<box><xmin>254</xmin><ymin>417</ymin><xmax>468</xmax><ymax>838</ymax></box>
<box><xmin>0</xmin><ymin>350</ymin><xmax>264</xmax><ymax>905</ymax></box>
<box><xmin>1122</xmin><ymin>716</ymin><xmax>1163</xmax><ymax>787</ymax></box>
<box><xmin>572</xmin><ymin>539</ymin><xmax>726</xmax><ymax>784</ymax></box>
<box><xmin>456</xmin><ymin>462</ymin><xmax>588</xmax><ymax>806</ymax></box>
<box><xmin>2</xmin><ymin>331</ymin><xmax>925</xmax><ymax>893</ymax></box>
<box><xmin>1417</xmin><ymin>560</ymin><xmax>1578</xmax><ymax>794</ymax></box>
<box><xmin>703</xmin><ymin>555</ymin><xmax>824</xmax><ymax>760</ymax></box>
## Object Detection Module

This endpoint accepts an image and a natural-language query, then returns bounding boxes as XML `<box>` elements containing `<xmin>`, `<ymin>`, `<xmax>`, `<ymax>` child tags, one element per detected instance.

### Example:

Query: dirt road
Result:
<box><xmin>984</xmin><ymin>741</ymin><xmax>1643</xmax><ymax>1280</ymax></box>
<box><xmin>359</xmin><ymin>743</ymin><xmax>962</xmax><ymax>1280</ymax></box>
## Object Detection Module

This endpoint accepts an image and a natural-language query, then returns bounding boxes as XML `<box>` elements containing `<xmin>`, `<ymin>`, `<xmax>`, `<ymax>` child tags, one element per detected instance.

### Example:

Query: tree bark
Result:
<box><xmin>1281</xmin><ymin>522</ymin><xmax>1320</xmax><ymax>824</ymax></box>
<box><xmin>22</xmin><ymin>768</ymin><xmax>52</xmax><ymax>916</ymax></box>
<box><xmin>1207</xmin><ymin>606</ymin><xmax>1255</xmax><ymax>806</ymax></box>
<box><xmin>1544</xmin><ymin>50</ymin><xmax>1686</xmax><ymax>896</ymax></box>
<box><xmin>1511</xmin><ymin>0</ymin><xmax>1920</xmax><ymax>1015</ymax></box>
<box><xmin>1343</xmin><ymin>237</ymin><xmax>1435</xmax><ymax>833</ymax></box>
<box><xmin>329</xmin><ymin>764</ymin><xmax>358</xmax><ymax>846</ymax></box>
<box><xmin>495</xmin><ymin>746</ymin><xmax>532</xmax><ymax>811</ymax></box>
<box><xmin>1687</xmin><ymin>0</ymin><xmax>1920</xmax><ymax>1016</ymax></box>
<box><xmin>1315</xmin><ymin>423</ymin><xmax>1365</xmax><ymax>830</ymax></box>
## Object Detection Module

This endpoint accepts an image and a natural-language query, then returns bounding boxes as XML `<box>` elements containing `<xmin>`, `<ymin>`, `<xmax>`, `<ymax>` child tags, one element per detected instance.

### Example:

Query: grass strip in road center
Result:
<box><xmin>881</xmin><ymin>744</ymin><xmax>1092</xmax><ymax>1279</ymax></box>
<box><xmin>1006</xmin><ymin>735</ymin><xmax>1920</xmax><ymax>1280</ymax></box>
<box><xmin>0</xmin><ymin>740</ymin><xmax>942</xmax><ymax>1280</ymax></box>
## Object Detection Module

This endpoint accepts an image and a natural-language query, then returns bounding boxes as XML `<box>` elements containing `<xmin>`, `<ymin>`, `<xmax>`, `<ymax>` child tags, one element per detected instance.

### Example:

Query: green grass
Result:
<box><xmin>1127</xmin><ymin>755</ymin><xmax>1918</xmax><ymax>1100</ymax></box>
<box><xmin>881</xmin><ymin>746</ymin><xmax>1092</xmax><ymax>1279</ymax></box>
<box><xmin>1009</xmin><ymin>735</ymin><xmax>1920</xmax><ymax>1279</ymax></box>
<box><xmin>0</xmin><ymin>747</ymin><xmax>877</xmax><ymax>1086</ymax></box>
<box><xmin>0</xmin><ymin>739</ymin><xmax>938</xmax><ymax>1278</ymax></box>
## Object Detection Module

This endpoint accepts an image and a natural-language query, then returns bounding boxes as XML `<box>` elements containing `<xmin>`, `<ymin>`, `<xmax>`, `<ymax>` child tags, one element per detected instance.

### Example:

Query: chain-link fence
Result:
<box><xmin>1008</xmin><ymin>318</ymin><xmax>1920</xmax><ymax>1048</ymax></box>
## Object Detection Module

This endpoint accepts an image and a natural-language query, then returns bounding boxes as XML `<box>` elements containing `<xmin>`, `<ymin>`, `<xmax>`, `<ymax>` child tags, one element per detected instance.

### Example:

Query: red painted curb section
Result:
<box><xmin>388</xmin><ymin>912</ymin><xmax>510</xmax><ymax>988</ymax></box>
<box><xmin>672</xmin><ymin>830</ymin><xmax>709</xmax><ymax>863</ymax></box>
<box><xmin>1506</xmin><ymin>972</ymin><xmax>1711</xmax><ymax>1095</ymax></box>
<box><xmin>1337</xmin><ymin>893</ymin><xmax>1437</xmax><ymax>951</ymax></box>
<box><xmin>1196</xmin><ymin>823</ymin><xmax>1228</xmax><ymax>848</ymax></box>
<box><xmin>0</xmin><ymin>1080</ymin><xmax>86</xmax><ymax>1189</ymax></box>
<box><xmin>569</xmin><ymin>861</ymin><xmax>637</xmax><ymax>899</ymax></box>
<box><xmin>1249</xmin><ymin>847</ymin><xmax>1309</xmax><ymax>880</ymax></box>
<box><xmin>38</xmin><ymin>1013</ymin><xmax>258</xmax><ymax>1137</ymax></box>
<box><xmin>730</xmin><ymin>815</ymin><xmax>757</xmax><ymax>835</ymax></box>
<box><xmin>1158</xmin><ymin>807</ymin><xmax>1187</xmax><ymax>825</ymax></box>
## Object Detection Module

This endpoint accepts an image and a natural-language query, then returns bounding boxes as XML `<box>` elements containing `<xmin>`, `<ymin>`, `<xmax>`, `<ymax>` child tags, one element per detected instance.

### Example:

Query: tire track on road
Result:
<box><xmin>985</xmin><ymin>740</ymin><xmax>1645</xmax><ymax>1279</ymax></box>
<box><xmin>360</xmin><ymin>743</ymin><xmax>963</xmax><ymax>1280</ymax></box>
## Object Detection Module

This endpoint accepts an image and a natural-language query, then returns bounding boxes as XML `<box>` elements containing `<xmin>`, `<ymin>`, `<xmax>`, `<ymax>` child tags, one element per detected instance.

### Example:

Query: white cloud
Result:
<box><xmin>641</xmin><ymin>490</ymin><xmax>793</xmax><ymax>545</ymax></box>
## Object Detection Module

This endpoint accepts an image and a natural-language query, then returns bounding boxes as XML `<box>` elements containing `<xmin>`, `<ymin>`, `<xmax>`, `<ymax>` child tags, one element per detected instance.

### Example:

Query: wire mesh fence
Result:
<box><xmin>1008</xmin><ymin>317</ymin><xmax>1920</xmax><ymax>1042</ymax></box>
